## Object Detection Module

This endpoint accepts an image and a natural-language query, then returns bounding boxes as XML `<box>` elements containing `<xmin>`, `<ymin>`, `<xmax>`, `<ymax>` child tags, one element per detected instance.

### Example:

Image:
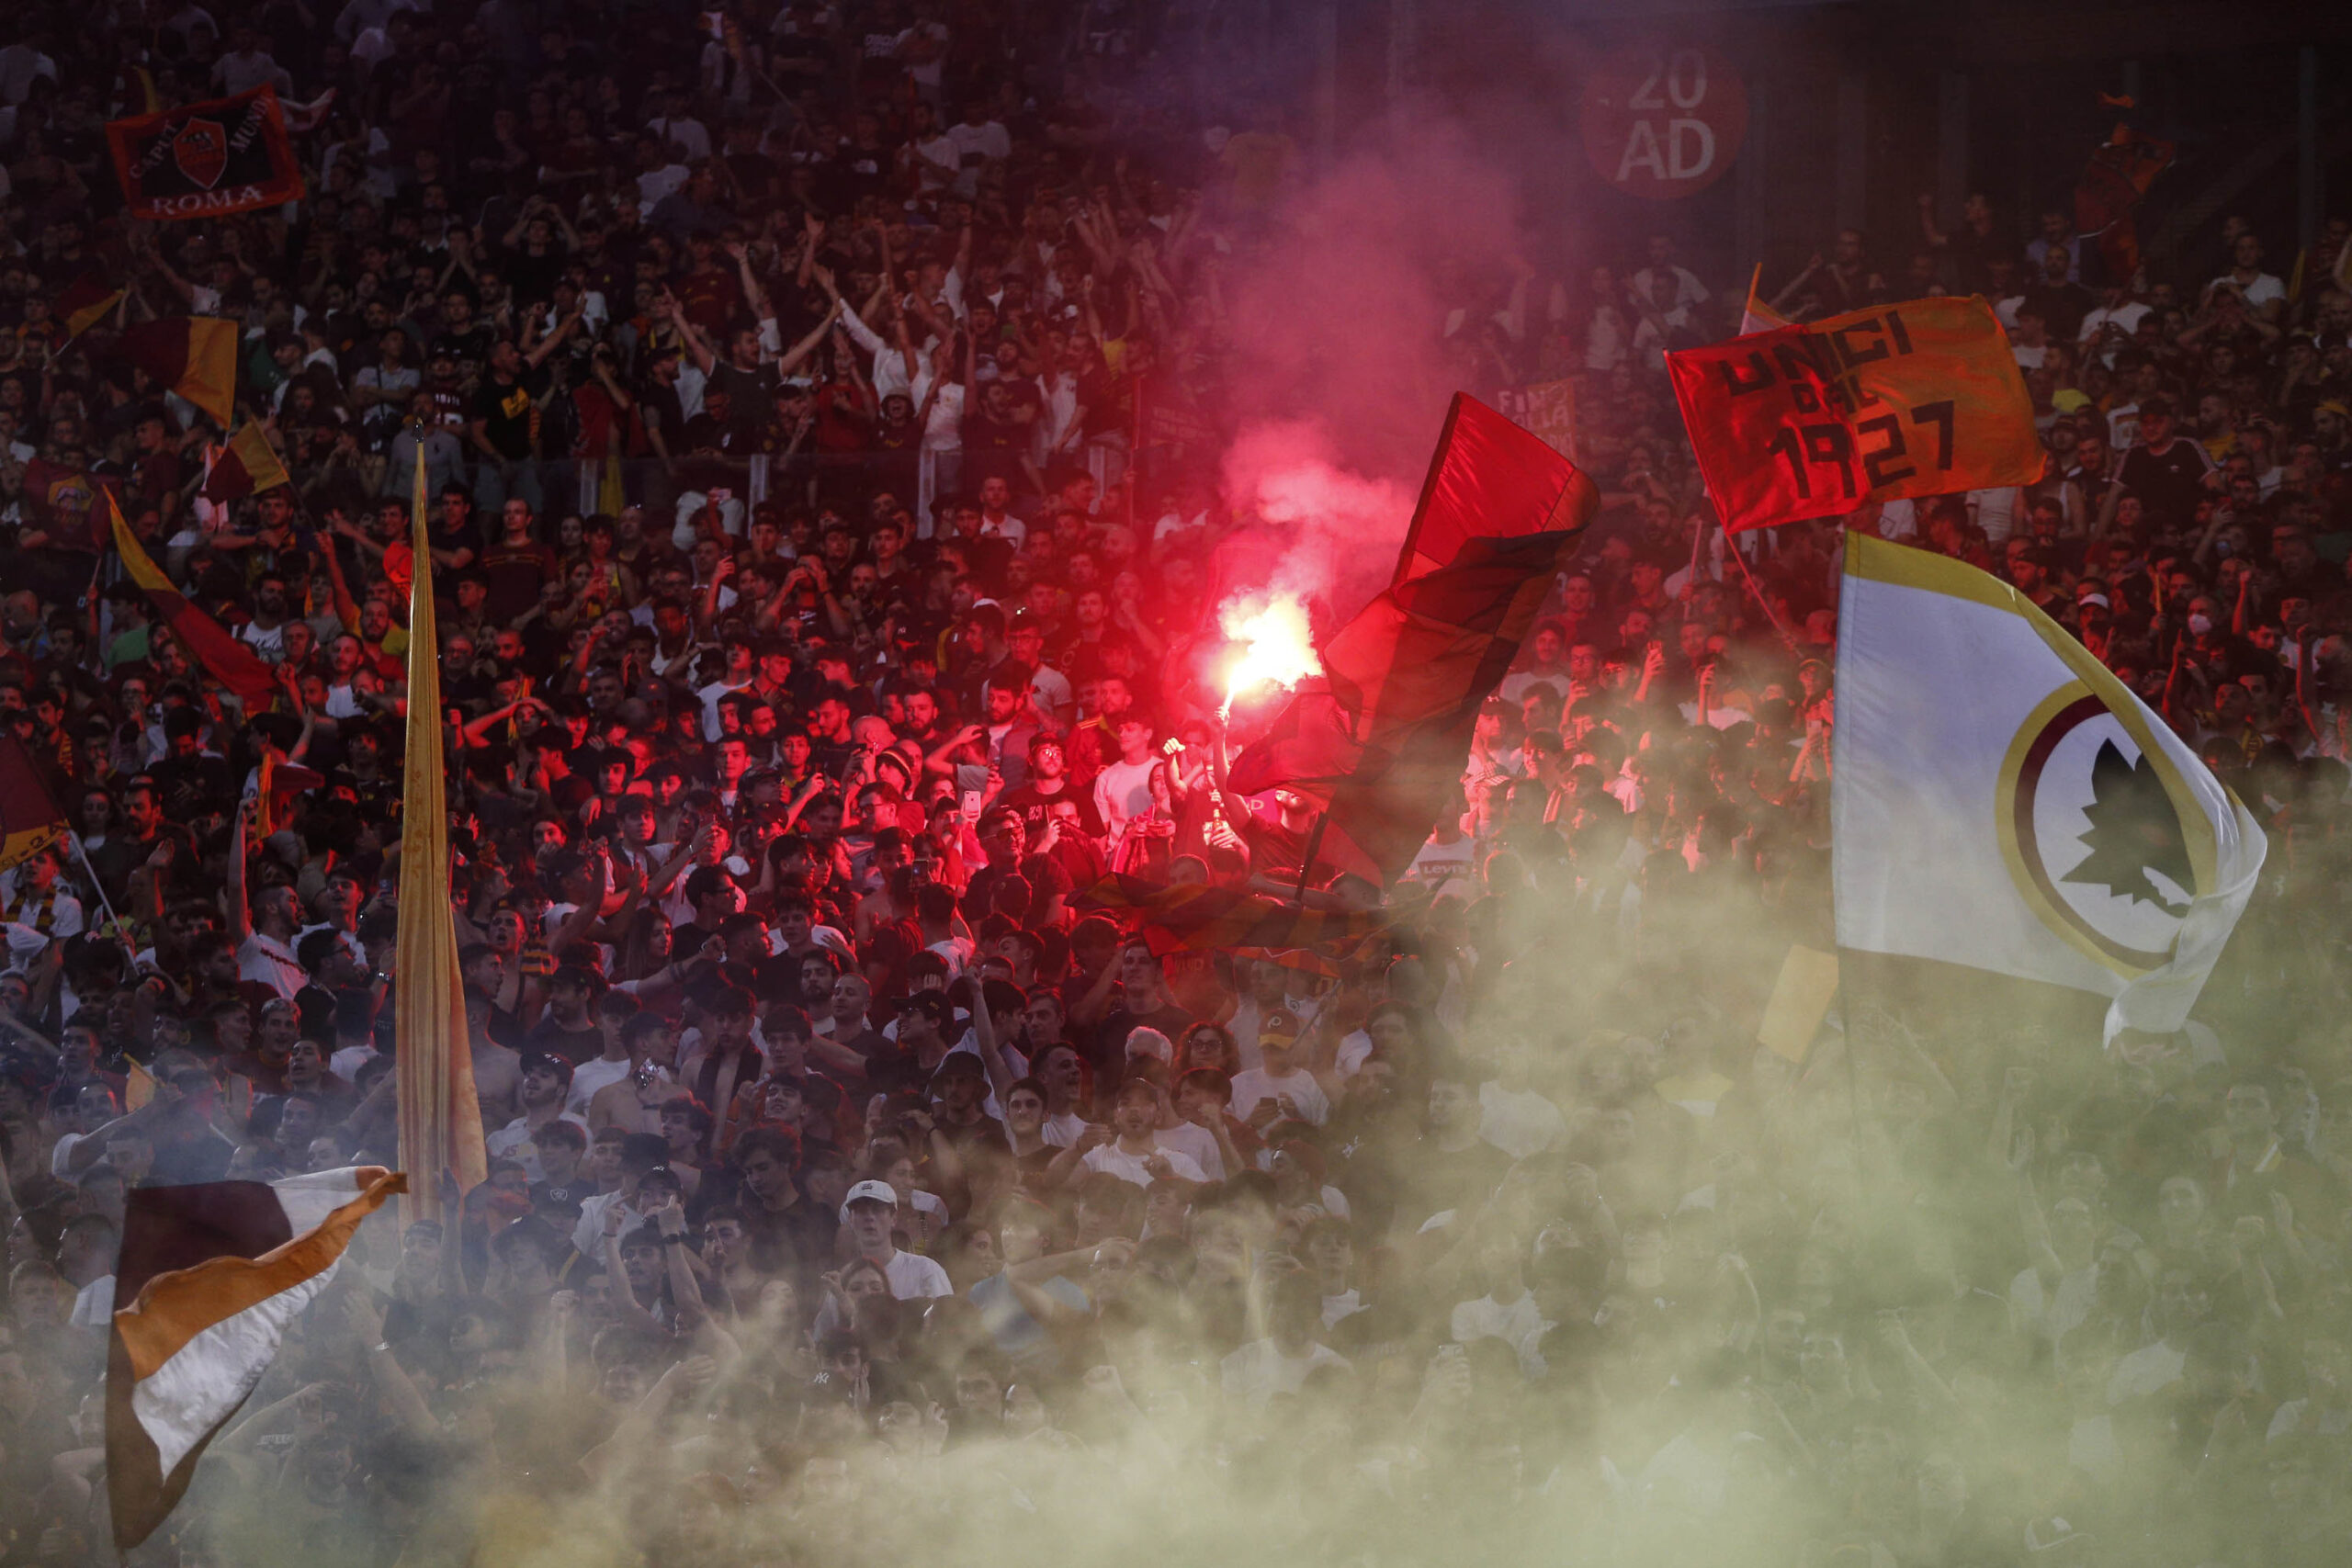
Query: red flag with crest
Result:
<box><xmin>107</xmin><ymin>86</ymin><xmax>304</xmax><ymax>220</ymax></box>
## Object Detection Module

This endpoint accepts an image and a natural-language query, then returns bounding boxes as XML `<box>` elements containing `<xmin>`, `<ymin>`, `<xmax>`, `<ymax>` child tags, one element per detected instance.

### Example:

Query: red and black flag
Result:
<box><xmin>119</xmin><ymin>317</ymin><xmax>241</xmax><ymax>426</ymax></box>
<box><xmin>56</xmin><ymin>270</ymin><xmax>128</xmax><ymax>344</ymax></box>
<box><xmin>1228</xmin><ymin>392</ymin><xmax>1598</xmax><ymax>886</ymax></box>
<box><xmin>106</xmin><ymin>85</ymin><xmax>304</xmax><ymax>221</ymax></box>
<box><xmin>1393</xmin><ymin>392</ymin><xmax>1600</xmax><ymax>586</ymax></box>
<box><xmin>200</xmin><ymin>423</ymin><xmax>291</xmax><ymax>503</ymax></box>
<box><xmin>1078</xmin><ymin>876</ymin><xmax>1385</xmax><ymax>956</ymax></box>
<box><xmin>0</xmin><ymin>731</ymin><xmax>70</xmax><ymax>874</ymax></box>
<box><xmin>1233</xmin><ymin>528</ymin><xmax>1583</xmax><ymax>882</ymax></box>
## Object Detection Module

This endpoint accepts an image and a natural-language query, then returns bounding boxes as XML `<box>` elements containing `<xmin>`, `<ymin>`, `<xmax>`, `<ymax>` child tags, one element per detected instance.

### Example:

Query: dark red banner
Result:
<box><xmin>1666</xmin><ymin>296</ymin><xmax>2041</xmax><ymax>533</ymax></box>
<box><xmin>107</xmin><ymin>86</ymin><xmax>304</xmax><ymax>220</ymax></box>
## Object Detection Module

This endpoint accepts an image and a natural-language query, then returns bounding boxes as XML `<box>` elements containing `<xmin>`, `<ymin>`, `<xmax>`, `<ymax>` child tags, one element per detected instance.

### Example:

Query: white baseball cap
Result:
<box><xmin>844</xmin><ymin>1179</ymin><xmax>899</xmax><ymax>1208</ymax></box>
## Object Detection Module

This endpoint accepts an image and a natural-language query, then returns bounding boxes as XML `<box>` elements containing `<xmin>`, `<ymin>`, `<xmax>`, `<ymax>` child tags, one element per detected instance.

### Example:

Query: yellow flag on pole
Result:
<box><xmin>394</xmin><ymin>446</ymin><xmax>485</xmax><ymax>1221</ymax></box>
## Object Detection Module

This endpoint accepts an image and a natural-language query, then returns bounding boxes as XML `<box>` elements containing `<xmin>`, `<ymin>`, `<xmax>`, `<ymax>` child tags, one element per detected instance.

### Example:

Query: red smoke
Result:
<box><xmin>1216</xmin><ymin>127</ymin><xmax>1528</xmax><ymax>622</ymax></box>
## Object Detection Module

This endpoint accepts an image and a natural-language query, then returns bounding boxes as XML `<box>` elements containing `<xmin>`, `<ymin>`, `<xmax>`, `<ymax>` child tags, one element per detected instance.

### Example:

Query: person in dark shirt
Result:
<box><xmin>2116</xmin><ymin>397</ymin><xmax>2218</xmax><ymax>531</ymax></box>
<box><xmin>731</xmin><ymin>1125</ymin><xmax>839</xmax><ymax>1288</ymax></box>
<box><xmin>525</xmin><ymin>964</ymin><xmax>609</xmax><ymax>1064</ymax></box>
<box><xmin>995</xmin><ymin>734</ymin><xmax>1104</xmax><ymax>840</ymax></box>
<box><xmin>2019</xmin><ymin>244</ymin><xmax>2097</xmax><ymax>343</ymax></box>
<box><xmin>1090</xmin><ymin>942</ymin><xmax>1193</xmax><ymax>1094</ymax></box>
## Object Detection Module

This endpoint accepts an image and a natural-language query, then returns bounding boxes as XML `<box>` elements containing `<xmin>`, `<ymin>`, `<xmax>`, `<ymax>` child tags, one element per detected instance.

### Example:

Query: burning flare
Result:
<box><xmin>1218</xmin><ymin>593</ymin><xmax>1320</xmax><ymax>716</ymax></box>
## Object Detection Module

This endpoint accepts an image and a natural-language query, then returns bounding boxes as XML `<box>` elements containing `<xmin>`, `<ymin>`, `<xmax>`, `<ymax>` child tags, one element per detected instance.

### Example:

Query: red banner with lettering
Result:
<box><xmin>1666</xmin><ymin>296</ymin><xmax>2041</xmax><ymax>533</ymax></box>
<box><xmin>107</xmin><ymin>85</ymin><xmax>304</xmax><ymax>221</ymax></box>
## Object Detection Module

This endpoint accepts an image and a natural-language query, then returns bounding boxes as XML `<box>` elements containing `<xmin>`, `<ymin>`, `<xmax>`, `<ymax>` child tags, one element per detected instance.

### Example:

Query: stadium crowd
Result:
<box><xmin>2</xmin><ymin>3</ymin><xmax>2352</xmax><ymax>1566</ymax></box>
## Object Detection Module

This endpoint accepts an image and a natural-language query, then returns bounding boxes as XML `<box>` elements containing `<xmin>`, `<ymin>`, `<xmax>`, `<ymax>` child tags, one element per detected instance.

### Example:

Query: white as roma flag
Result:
<box><xmin>107</xmin><ymin>1166</ymin><xmax>404</xmax><ymax>1548</ymax></box>
<box><xmin>1833</xmin><ymin>534</ymin><xmax>2265</xmax><ymax>1041</ymax></box>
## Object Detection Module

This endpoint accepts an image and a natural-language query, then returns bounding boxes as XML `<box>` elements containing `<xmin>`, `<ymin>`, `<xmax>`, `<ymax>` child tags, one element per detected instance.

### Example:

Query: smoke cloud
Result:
<box><xmin>1216</xmin><ymin>125</ymin><xmax>1531</xmax><ymax>620</ymax></box>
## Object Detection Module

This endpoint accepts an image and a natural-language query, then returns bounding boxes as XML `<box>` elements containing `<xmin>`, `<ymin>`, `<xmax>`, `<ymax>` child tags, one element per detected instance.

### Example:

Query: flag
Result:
<box><xmin>395</xmin><ymin>449</ymin><xmax>487</xmax><ymax>1223</ymax></box>
<box><xmin>1234</xmin><ymin>528</ymin><xmax>1583</xmax><ymax>883</ymax></box>
<box><xmin>2074</xmin><ymin>124</ymin><xmax>2173</xmax><ymax>285</ymax></box>
<box><xmin>253</xmin><ymin>752</ymin><xmax>325</xmax><ymax>837</ymax></box>
<box><xmin>1666</xmin><ymin>296</ymin><xmax>2041</xmax><ymax>533</ymax></box>
<box><xmin>1229</xmin><ymin>395</ymin><xmax>1598</xmax><ymax>886</ymax></box>
<box><xmin>106</xmin><ymin>85</ymin><xmax>305</xmax><ymax>220</ymax></box>
<box><xmin>1078</xmin><ymin>876</ymin><xmax>1385</xmax><ymax>955</ymax></box>
<box><xmin>1832</xmin><ymin>534</ymin><xmax>2265</xmax><ymax>1041</ymax></box>
<box><xmin>0</xmin><ymin>732</ymin><xmax>70</xmax><ymax>874</ymax></box>
<box><xmin>106</xmin><ymin>490</ymin><xmax>279</xmax><ymax>708</ymax></box>
<box><xmin>57</xmin><ymin>271</ymin><xmax>127</xmax><ymax>343</ymax></box>
<box><xmin>1757</xmin><ymin>944</ymin><xmax>1840</xmax><ymax>1062</ymax></box>
<box><xmin>107</xmin><ymin>1166</ymin><xmax>403</xmax><ymax>1548</ymax></box>
<box><xmin>1392</xmin><ymin>392</ymin><xmax>1600</xmax><ymax>587</ymax></box>
<box><xmin>199</xmin><ymin>423</ymin><xmax>290</xmax><ymax>502</ymax></box>
<box><xmin>119</xmin><ymin>317</ymin><xmax>241</xmax><ymax>426</ymax></box>
<box><xmin>1739</xmin><ymin>263</ymin><xmax>1792</xmax><ymax>334</ymax></box>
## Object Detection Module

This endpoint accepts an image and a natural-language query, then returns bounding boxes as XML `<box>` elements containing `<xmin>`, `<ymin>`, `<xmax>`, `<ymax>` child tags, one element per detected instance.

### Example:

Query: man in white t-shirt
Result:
<box><xmin>1228</xmin><ymin>1010</ymin><xmax>1330</xmax><ymax>1128</ymax></box>
<box><xmin>845</xmin><ymin>1180</ymin><xmax>953</xmax><ymax>1299</ymax></box>
<box><xmin>2210</xmin><ymin>232</ymin><xmax>2287</xmax><ymax>321</ymax></box>
<box><xmin>1221</xmin><ymin>1272</ymin><xmax>1351</xmax><ymax>1412</ymax></box>
<box><xmin>1091</xmin><ymin>716</ymin><xmax>1160</xmax><ymax>844</ymax></box>
<box><xmin>1080</xmin><ymin>1077</ymin><xmax>1209</xmax><ymax>1188</ymax></box>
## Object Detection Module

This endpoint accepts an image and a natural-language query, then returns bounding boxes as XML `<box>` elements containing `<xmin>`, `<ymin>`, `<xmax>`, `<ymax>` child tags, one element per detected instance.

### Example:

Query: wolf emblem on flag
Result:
<box><xmin>1998</xmin><ymin>683</ymin><xmax>2214</xmax><ymax>976</ymax></box>
<box><xmin>1832</xmin><ymin>534</ymin><xmax>2265</xmax><ymax>1041</ymax></box>
<box><xmin>171</xmin><ymin>117</ymin><xmax>227</xmax><ymax>188</ymax></box>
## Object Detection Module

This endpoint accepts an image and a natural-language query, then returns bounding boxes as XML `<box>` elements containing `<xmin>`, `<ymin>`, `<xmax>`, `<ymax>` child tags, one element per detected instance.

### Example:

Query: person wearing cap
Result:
<box><xmin>525</xmin><ymin>962</ymin><xmax>608</xmax><ymax>1064</ymax></box>
<box><xmin>571</xmin><ymin>1132</ymin><xmax>675</xmax><ymax>1259</ymax></box>
<box><xmin>842</xmin><ymin>1178</ymin><xmax>953</xmax><ymax>1300</ymax></box>
<box><xmin>926</xmin><ymin>1049</ymin><xmax>1006</xmax><ymax>1154</ymax></box>
<box><xmin>1227</xmin><ymin>1007</ymin><xmax>1330</xmax><ymax>1130</ymax></box>
<box><xmin>486</xmin><ymin>1052</ymin><xmax>590</xmax><ymax>1182</ymax></box>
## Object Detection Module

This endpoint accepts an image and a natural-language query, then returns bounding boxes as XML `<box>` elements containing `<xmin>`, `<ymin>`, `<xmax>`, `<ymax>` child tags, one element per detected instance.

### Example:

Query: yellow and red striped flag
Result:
<box><xmin>57</xmin><ymin>270</ymin><xmax>128</xmax><ymax>343</ymax></box>
<box><xmin>106</xmin><ymin>490</ymin><xmax>279</xmax><ymax>708</ymax></box>
<box><xmin>119</xmin><ymin>317</ymin><xmax>240</xmax><ymax>424</ymax></box>
<box><xmin>199</xmin><ymin>423</ymin><xmax>291</xmax><ymax>503</ymax></box>
<box><xmin>0</xmin><ymin>732</ymin><xmax>69</xmax><ymax>874</ymax></box>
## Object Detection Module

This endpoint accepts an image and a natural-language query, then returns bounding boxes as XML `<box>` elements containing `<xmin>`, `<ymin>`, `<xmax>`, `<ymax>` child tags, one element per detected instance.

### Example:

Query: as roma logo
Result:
<box><xmin>172</xmin><ymin>118</ymin><xmax>228</xmax><ymax>189</ymax></box>
<box><xmin>1996</xmin><ymin>682</ymin><xmax>2216</xmax><ymax>976</ymax></box>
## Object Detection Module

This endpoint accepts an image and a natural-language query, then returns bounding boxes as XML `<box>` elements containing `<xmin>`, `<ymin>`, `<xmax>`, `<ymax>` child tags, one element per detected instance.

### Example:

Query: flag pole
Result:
<box><xmin>1292</xmin><ymin>810</ymin><xmax>1329</xmax><ymax>903</ymax></box>
<box><xmin>67</xmin><ymin>833</ymin><xmax>136</xmax><ymax>951</ymax></box>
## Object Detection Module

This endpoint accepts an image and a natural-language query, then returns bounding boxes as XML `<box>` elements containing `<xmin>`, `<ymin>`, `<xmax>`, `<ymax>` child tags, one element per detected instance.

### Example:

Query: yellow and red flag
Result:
<box><xmin>105</xmin><ymin>489</ymin><xmax>279</xmax><ymax>708</ymax></box>
<box><xmin>394</xmin><ymin>447</ymin><xmax>487</xmax><ymax>1223</ymax></box>
<box><xmin>199</xmin><ymin>422</ymin><xmax>290</xmax><ymax>503</ymax></box>
<box><xmin>57</xmin><ymin>270</ymin><xmax>128</xmax><ymax>343</ymax></box>
<box><xmin>0</xmin><ymin>732</ymin><xmax>70</xmax><ymax>874</ymax></box>
<box><xmin>119</xmin><ymin>317</ymin><xmax>240</xmax><ymax>425</ymax></box>
<box><xmin>1666</xmin><ymin>295</ymin><xmax>2041</xmax><ymax>533</ymax></box>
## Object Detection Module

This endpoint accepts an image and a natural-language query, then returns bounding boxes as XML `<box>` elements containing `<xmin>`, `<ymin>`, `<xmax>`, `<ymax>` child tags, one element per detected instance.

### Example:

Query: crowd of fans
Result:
<box><xmin>2</xmin><ymin>3</ymin><xmax>2351</xmax><ymax>1566</ymax></box>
